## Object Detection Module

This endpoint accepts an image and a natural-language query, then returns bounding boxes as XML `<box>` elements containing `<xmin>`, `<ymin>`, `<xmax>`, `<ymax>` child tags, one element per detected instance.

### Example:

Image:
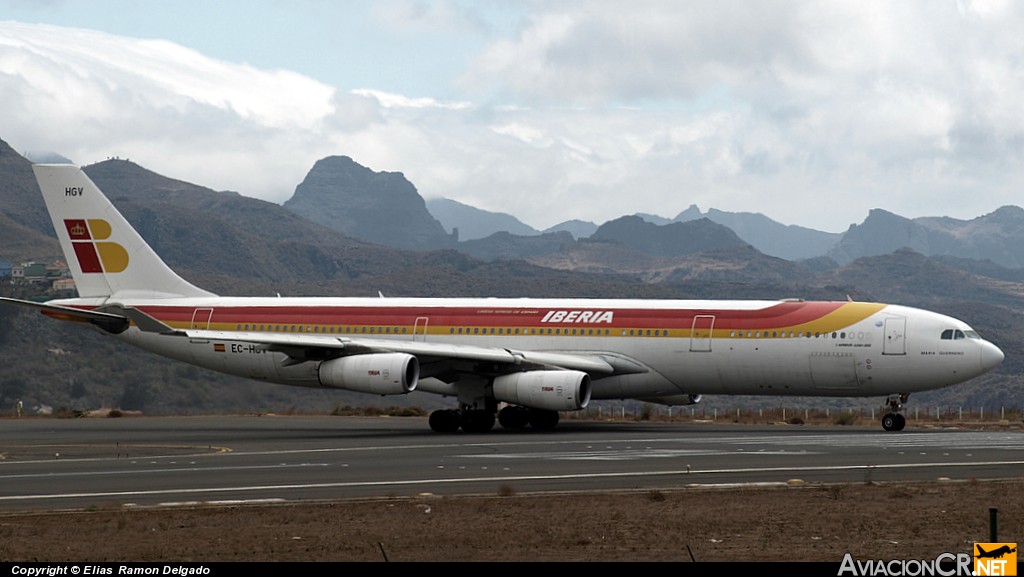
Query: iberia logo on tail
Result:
<box><xmin>64</xmin><ymin>219</ymin><xmax>129</xmax><ymax>273</ymax></box>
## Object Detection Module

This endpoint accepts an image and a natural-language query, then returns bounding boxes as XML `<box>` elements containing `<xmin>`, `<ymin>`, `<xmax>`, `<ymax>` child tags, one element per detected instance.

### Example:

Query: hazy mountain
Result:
<box><xmin>527</xmin><ymin>242</ymin><xmax>815</xmax><ymax>286</ymax></box>
<box><xmin>542</xmin><ymin>219</ymin><xmax>599</xmax><ymax>239</ymax></box>
<box><xmin>931</xmin><ymin>255</ymin><xmax>1024</xmax><ymax>283</ymax></box>
<box><xmin>0</xmin><ymin>212</ymin><xmax>60</xmax><ymax>263</ymax></box>
<box><xmin>0</xmin><ymin>139</ymin><xmax>63</xmax><ymax>261</ymax></box>
<box><xmin>24</xmin><ymin>151</ymin><xmax>73</xmax><ymax>164</ymax></box>
<box><xmin>284</xmin><ymin>156</ymin><xmax>455</xmax><ymax>251</ymax></box>
<box><xmin>666</xmin><ymin>205</ymin><xmax>842</xmax><ymax>260</ymax></box>
<box><xmin>426</xmin><ymin>197</ymin><xmax>538</xmax><ymax>241</ymax></box>
<box><xmin>827</xmin><ymin>209</ymin><xmax>929</xmax><ymax>265</ymax></box>
<box><xmin>431</xmin><ymin>196</ymin><xmax>839</xmax><ymax>260</ymax></box>
<box><xmin>76</xmin><ymin>159</ymin><xmax>415</xmax><ymax>288</ymax></box>
<box><xmin>0</xmin><ymin>138</ymin><xmax>56</xmax><ymax>239</ymax></box>
<box><xmin>589</xmin><ymin>215</ymin><xmax>750</xmax><ymax>258</ymax></box>
<box><xmin>828</xmin><ymin>207</ymin><xmax>1024</xmax><ymax>268</ymax></box>
<box><xmin>634</xmin><ymin>212</ymin><xmax>675</xmax><ymax>226</ymax></box>
<box><xmin>456</xmin><ymin>230</ymin><xmax>574</xmax><ymax>261</ymax></box>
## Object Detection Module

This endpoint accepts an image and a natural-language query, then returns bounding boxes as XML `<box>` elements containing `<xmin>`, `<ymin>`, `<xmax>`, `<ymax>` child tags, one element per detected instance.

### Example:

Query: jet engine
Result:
<box><xmin>318</xmin><ymin>353</ymin><xmax>419</xmax><ymax>395</ymax></box>
<box><xmin>492</xmin><ymin>370</ymin><xmax>591</xmax><ymax>411</ymax></box>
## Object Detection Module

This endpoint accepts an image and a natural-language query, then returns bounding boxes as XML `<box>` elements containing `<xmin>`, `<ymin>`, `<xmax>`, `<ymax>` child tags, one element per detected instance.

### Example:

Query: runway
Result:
<box><xmin>1</xmin><ymin>415</ymin><xmax>1023</xmax><ymax>511</ymax></box>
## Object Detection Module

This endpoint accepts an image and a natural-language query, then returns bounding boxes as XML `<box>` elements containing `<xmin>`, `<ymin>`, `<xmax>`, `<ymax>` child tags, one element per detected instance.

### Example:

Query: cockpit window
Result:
<box><xmin>964</xmin><ymin>330</ymin><xmax>980</xmax><ymax>339</ymax></box>
<box><xmin>941</xmin><ymin>329</ymin><xmax>953</xmax><ymax>340</ymax></box>
<box><xmin>942</xmin><ymin>328</ymin><xmax>978</xmax><ymax>340</ymax></box>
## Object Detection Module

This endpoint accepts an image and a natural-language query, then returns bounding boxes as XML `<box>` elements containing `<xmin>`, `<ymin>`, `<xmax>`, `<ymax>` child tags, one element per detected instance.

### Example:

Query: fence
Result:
<box><xmin>569</xmin><ymin>404</ymin><xmax>1024</xmax><ymax>426</ymax></box>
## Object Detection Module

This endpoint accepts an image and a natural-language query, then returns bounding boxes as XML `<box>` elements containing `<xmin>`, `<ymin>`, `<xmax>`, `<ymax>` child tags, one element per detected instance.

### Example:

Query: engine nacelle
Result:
<box><xmin>493</xmin><ymin>370</ymin><xmax>591</xmax><ymax>411</ymax></box>
<box><xmin>318</xmin><ymin>353</ymin><xmax>419</xmax><ymax>395</ymax></box>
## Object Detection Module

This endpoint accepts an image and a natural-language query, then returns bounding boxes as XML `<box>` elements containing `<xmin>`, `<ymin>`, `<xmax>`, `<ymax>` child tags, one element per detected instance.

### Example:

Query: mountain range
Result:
<box><xmin>1</xmin><ymin>137</ymin><xmax>1022</xmax><ymax>416</ymax></box>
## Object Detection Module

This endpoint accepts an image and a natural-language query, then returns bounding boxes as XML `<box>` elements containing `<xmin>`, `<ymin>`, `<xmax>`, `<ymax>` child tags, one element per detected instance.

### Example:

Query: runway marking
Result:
<box><xmin>2</xmin><ymin>459</ymin><xmax>1023</xmax><ymax>504</ymax></box>
<box><xmin>461</xmin><ymin>449</ymin><xmax>818</xmax><ymax>461</ymax></box>
<box><xmin>713</xmin><ymin>432</ymin><xmax>1024</xmax><ymax>449</ymax></box>
<box><xmin>0</xmin><ymin>462</ymin><xmax>328</xmax><ymax>480</ymax></box>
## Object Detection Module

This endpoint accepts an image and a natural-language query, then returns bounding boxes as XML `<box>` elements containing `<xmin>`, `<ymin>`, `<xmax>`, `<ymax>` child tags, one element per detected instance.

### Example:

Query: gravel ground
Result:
<box><xmin>1</xmin><ymin>478</ymin><xmax>1021</xmax><ymax>562</ymax></box>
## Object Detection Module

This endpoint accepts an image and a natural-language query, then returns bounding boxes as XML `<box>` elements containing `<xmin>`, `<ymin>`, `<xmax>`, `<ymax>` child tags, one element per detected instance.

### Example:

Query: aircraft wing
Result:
<box><xmin>177</xmin><ymin>329</ymin><xmax>625</xmax><ymax>376</ymax></box>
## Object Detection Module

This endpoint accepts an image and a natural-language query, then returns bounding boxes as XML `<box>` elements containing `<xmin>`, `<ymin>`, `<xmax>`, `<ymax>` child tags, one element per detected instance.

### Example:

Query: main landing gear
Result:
<box><xmin>881</xmin><ymin>393</ymin><xmax>909</xmax><ymax>432</ymax></box>
<box><xmin>428</xmin><ymin>405</ymin><xmax>560</xmax><ymax>433</ymax></box>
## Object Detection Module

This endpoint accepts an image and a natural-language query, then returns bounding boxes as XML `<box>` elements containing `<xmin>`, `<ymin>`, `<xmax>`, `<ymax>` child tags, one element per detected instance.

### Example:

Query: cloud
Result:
<box><xmin>0</xmin><ymin>20</ymin><xmax>338</xmax><ymax>200</ymax></box>
<box><xmin>2</xmin><ymin>3</ymin><xmax>1024</xmax><ymax>234</ymax></box>
<box><xmin>455</xmin><ymin>1</ymin><xmax>1024</xmax><ymax>227</ymax></box>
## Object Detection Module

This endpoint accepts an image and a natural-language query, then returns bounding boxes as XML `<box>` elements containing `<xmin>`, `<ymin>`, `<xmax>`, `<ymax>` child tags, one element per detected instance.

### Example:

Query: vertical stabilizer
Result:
<box><xmin>32</xmin><ymin>164</ymin><xmax>216</xmax><ymax>299</ymax></box>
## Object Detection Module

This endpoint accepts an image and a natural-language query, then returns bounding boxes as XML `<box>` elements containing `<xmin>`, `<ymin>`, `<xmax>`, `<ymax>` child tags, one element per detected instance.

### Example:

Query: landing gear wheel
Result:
<box><xmin>460</xmin><ymin>409</ymin><xmax>496</xmax><ymax>433</ymax></box>
<box><xmin>528</xmin><ymin>409</ymin><xmax>560</xmax><ymax>430</ymax></box>
<box><xmin>429</xmin><ymin>409</ymin><xmax>460</xmax><ymax>433</ymax></box>
<box><xmin>498</xmin><ymin>406</ymin><xmax>530</xmax><ymax>429</ymax></box>
<box><xmin>881</xmin><ymin>412</ymin><xmax>907</xmax><ymax>432</ymax></box>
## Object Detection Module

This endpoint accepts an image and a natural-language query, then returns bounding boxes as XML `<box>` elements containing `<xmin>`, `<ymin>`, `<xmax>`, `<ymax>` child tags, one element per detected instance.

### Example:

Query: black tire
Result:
<box><xmin>528</xmin><ymin>409</ymin><xmax>560</xmax><ymax>430</ymax></box>
<box><xmin>498</xmin><ymin>406</ymin><xmax>529</xmax><ymax>429</ymax></box>
<box><xmin>460</xmin><ymin>410</ymin><xmax>495</xmax><ymax>433</ymax></box>
<box><xmin>881</xmin><ymin>413</ymin><xmax>897</xmax><ymax>432</ymax></box>
<box><xmin>894</xmin><ymin>413</ymin><xmax>906</xmax><ymax>431</ymax></box>
<box><xmin>429</xmin><ymin>409</ymin><xmax>460</xmax><ymax>433</ymax></box>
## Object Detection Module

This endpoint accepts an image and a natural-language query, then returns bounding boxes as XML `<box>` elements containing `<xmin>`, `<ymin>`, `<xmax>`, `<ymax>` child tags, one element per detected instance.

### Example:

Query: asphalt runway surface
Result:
<box><xmin>1</xmin><ymin>415</ymin><xmax>1023</xmax><ymax>512</ymax></box>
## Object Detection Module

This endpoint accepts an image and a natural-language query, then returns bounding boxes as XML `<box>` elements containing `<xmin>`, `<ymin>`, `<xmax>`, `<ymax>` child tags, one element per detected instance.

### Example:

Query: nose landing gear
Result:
<box><xmin>881</xmin><ymin>393</ymin><xmax>909</xmax><ymax>431</ymax></box>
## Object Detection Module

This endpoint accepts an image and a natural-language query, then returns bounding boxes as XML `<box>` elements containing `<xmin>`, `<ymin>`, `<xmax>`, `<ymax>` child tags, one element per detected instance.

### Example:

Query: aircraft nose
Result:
<box><xmin>980</xmin><ymin>341</ymin><xmax>1004</xmax><ymax>372</ymax></box>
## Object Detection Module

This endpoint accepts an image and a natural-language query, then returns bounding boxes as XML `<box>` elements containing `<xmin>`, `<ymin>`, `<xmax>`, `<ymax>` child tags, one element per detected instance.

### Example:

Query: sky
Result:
<box><xmin>1</xmin><ymin>0</ymin><xmax>1022</xmax><ymax>233</ymax></box>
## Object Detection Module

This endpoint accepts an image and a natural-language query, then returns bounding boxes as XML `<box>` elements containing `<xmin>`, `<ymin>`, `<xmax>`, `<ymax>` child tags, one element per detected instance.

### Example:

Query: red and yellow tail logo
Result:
<box><xmin>974</xmin><ymin>542</ymin><xmax>1017</xmax><ymax>576</ymax></box>
<box><xmin>64</xmin><ymin>219</ymin><xmax>129</xmax><ymax>273</ymax></box>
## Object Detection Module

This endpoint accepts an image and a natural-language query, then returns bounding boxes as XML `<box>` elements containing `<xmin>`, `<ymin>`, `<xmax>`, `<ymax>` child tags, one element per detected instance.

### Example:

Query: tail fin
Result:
<box><xmin>33</xmin><ymin>164</ymin><xmax>216</xmax><ymax>300</ymax></box>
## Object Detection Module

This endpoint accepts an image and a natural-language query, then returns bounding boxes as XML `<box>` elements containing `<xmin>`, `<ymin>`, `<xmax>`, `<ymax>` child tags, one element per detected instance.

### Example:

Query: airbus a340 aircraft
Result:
<box><xmin>0</xmin><ymin>165</ymin><xmax>1005</xmax><ymax>432</ymax></box>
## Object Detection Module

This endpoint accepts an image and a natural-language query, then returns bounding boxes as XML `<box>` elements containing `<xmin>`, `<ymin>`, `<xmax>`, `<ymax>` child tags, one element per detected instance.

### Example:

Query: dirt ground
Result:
<box><xmin>1</xmin><ymin>478</ymin><xmax>1021</xmax><ymax>562</ymax></box>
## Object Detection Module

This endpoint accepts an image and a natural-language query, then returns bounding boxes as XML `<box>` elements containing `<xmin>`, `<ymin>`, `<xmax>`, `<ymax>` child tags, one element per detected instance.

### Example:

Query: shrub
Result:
<box><xmin>833</xmin><ymin>411</ymin><xmax>857</xmax><ymax>426</ymax></box>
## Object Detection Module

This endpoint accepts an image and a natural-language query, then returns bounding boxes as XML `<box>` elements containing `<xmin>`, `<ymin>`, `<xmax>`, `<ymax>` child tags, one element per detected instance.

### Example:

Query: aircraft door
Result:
<box><xmin>413</xmin><ymin>317</ymin><xmax>429</xmax><ymax>342</ymax></box>
<box><xmin>883</xmin><ymin>317</ymin><xmax>906</xmax><ymax>355</ymax></box>
<box><xmin>191</xmin><ymin>308</ymin><xmax>214</xmax><ymax>330</ymax></box>
<box><xmin>690</xmin><ymin>315</ymin><xmax>715</xmax><ymax>352</ymax></box>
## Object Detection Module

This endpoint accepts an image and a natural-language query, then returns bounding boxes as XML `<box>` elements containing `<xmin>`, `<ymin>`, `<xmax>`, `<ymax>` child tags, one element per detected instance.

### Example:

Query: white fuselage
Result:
<box><xmin>64</xmin><ymin>295</ymin><xmax>1004</xmax><ymax>403</ymax></box>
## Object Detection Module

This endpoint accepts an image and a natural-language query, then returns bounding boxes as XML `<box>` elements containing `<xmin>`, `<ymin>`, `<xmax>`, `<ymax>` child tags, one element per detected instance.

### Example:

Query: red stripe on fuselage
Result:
<box><xmin>131</xmin><ymin>301</ymin><xmax>849</xmax><ymax>330</ymax></box>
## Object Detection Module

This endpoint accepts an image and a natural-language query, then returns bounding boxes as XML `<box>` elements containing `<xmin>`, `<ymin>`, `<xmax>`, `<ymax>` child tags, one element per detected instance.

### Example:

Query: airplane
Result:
<box><xmin>0</xmin><ymin>164</ymin><xmax>1005</xmax><ymax>433</ymax></box>
<box><xmin>977</xmin><ymin>544</ymin><xmax>1017</xmax><ymax>559</ymax></box>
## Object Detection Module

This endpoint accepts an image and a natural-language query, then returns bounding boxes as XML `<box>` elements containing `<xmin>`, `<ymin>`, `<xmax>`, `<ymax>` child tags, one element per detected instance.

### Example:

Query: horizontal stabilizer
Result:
<box><xmin>0</xmin><ymin>297</ymin><xmax>130</xmax><ymax>334</ymax></box>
